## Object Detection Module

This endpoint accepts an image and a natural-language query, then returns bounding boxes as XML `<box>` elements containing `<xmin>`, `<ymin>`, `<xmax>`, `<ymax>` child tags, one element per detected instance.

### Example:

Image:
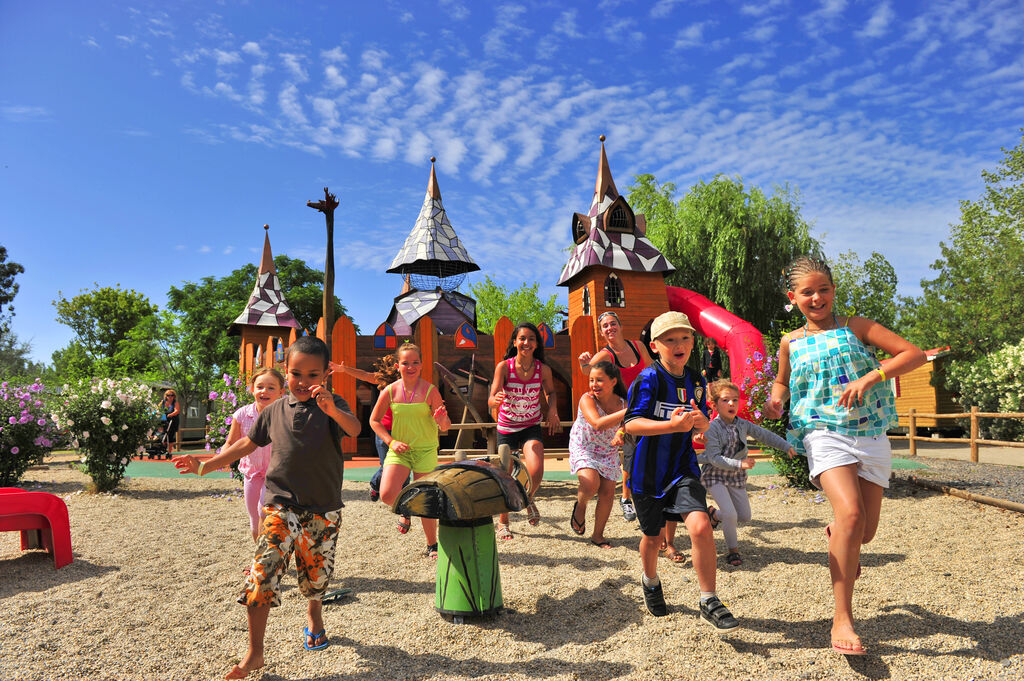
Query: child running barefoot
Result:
<box><xmin>173</xmin><ymin>337</ymin><xmax>360</xmax><ymax>679</ymax></box>
<box><xmin>369</xmin><ymin>342</ymin><xmax>450</xmax><ymax>558</ymax></box>
<box><xmin>623</xmin><ymin>312</ymin><xmax>738</xmax><ymax>630</ymax></box>
<box><xmin>568</xmin><ymin>360</ymin><xmax>627</xmax><ymax>549</ymax></box>
<box><xmin>699</xmin><ymin>379</ymin><xmax>796</xmax><ymax>567</ymax></box>
<box><xmin>489</xmin><ymin>322</ymin><xmax>562</xmax><ymax>540</ymax></box>
<box><xmin>765</xmin><ymin>256</ymin><xmax>925</xmax><ymax>655</ymax></box>
<box><xmin>223</xmin><ymin>368</ymin><xmax>285</xmax><ymax>543</ymax></box>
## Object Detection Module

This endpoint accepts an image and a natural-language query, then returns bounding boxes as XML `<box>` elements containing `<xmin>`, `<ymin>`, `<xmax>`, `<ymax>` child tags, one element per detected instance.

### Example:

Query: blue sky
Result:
<box><xmin>2</xmin><ymin>0</ymin><xmax>1022</xmax><ymax>365</ymax></box>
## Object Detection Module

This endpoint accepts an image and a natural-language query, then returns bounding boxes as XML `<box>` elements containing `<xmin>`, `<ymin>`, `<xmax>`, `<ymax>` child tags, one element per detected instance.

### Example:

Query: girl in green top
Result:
<box><xmin>370</xmin><ymin>342</ymin><xmax>451</xmax><ymax>557</ymax></box>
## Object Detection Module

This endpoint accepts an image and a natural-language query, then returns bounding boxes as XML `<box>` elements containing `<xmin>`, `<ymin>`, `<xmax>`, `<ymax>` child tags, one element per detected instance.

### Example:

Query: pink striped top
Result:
<box><xmin>234</xmin><ymin>403</ymin><xmax>273</xmax><ymax>480</ymax></box>
<box><xmin>497</xmin><ymin>357</ymin><xmax>544</xmax><ymax>434</ymax></box>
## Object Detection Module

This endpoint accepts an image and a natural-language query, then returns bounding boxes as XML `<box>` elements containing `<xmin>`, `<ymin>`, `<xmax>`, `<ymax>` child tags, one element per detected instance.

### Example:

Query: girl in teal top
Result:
<box><xmin>766</xmin><ymin>256</ymin><xmax>925</xmax><ymax>657</ymax></box>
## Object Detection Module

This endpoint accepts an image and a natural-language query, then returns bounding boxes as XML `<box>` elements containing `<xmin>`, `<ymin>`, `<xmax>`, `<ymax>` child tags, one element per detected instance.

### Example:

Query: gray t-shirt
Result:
<box><xmin>247</xmin><ymin>393</ymin><xmax>352</xmax><ymax>514</ymax></box>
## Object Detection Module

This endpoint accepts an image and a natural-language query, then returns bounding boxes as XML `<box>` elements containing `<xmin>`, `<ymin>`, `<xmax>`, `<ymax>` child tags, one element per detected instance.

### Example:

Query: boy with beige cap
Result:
<box><xmin>622</xmin><ymin>311</ymin><xmax>738</xmax><ymax>630</ymax></box>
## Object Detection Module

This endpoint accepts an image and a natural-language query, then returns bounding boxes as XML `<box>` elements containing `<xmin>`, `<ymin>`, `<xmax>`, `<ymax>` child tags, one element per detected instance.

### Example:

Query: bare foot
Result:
<box><xmin>830</xmin><ymin>623</ymin><xmax>866</xmax><ymax>655</ymax></box>
<box><xmin>224</xmin><ymin>652</ymin><xmax>264</xmax><ymax>679</ymax></box>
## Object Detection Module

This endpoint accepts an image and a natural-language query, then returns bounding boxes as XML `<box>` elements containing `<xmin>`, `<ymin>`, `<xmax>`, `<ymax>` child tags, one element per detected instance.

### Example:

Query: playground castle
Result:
<box><xmin>230</xmin><ymin>138</ymin><xmax>767</xmax><ymax>456</ymax></box>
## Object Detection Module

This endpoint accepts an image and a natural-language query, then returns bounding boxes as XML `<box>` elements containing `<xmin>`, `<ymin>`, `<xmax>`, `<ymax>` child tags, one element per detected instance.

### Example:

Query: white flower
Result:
<box><xmin>122</xmin><ymin>424</ymin><xmax>128</xmax><ymax>430</ymax></box>
<box><xmin>120</xmin><ymin>458</ymin><xmax>128</xmax><ymax>465</ymax></box>
<box><xmin>72</xmin><ymin>439</ymin><xmax>80</xmax><ymax>449</ymax></box>
<box><xmin>67</xmin><ymin>418</ymin><xmax>74</xmax><ymax>426</ymax></box>
<box><xmin>101</xmin><ymin>400</ymin><xmax>112</xmax><ymax>409</ymax></box>
<box><xmin>101</xmin><ymin>416</ymin><xmax>112</xmax><ymax>426</ymax></box>
<box><xmin>111</xmin><ymin>434</ymin><xmax>118</xmax><ymax>442</ymax></box>
<box><xmin>80</xmin><ymin>456</ymin><xmax>87</xmax><ymax>463</ymax></box>
<box><xmin>82</xmin><ymin>431</ymin><xmax>89</xmax><ymax>439</ymax></box>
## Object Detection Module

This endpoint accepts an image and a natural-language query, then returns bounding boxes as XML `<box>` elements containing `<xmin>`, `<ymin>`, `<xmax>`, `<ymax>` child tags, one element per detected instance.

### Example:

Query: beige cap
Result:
<box><xmin>650</xmin><ymin>311</ymin><xmax>695</xmax><ymax>340</ymax></box>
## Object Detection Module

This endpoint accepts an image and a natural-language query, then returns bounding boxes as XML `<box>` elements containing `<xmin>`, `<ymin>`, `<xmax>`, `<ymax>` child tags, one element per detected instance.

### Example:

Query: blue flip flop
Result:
<box><xmin>303</xmin><ymin>627</ymin><xmax>330</xmax><ymax>651</ymax></box>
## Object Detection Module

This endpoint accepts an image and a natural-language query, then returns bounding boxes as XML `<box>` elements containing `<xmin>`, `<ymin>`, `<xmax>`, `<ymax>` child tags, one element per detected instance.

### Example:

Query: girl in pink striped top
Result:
<box><xmin>224</xmin><ymin>368</ymin><xmax>285</xmax><ymax>542</ymax></box>
<box><xmin>488</xmin><ymin>322</ymin><xmax>561</xmax><ymax>540</ymax></box>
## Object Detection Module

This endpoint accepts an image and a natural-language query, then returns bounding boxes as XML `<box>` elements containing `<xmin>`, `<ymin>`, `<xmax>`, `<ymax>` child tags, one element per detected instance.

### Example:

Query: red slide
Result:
<box><xmin>666</xmin><ymin>286</ymin><xmax>768</xmax><ymax>418</ymax></box>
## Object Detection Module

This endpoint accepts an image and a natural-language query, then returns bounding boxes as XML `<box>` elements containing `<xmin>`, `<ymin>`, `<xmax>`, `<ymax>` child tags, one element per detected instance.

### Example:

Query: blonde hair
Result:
<box><xmin>250</xmin><ymin>367</ymin><xmax>285</xmax><ymax>389</ymax></box>
<box><xmin>709</xmin><ymin>379</ymin><xmax>740</xmax><ymax>402</ymax></box>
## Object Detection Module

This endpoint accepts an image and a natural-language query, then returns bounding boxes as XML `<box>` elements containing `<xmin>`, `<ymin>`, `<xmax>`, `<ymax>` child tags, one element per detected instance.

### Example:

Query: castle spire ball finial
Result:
<box><xmin>264</xmin><ymin>224</ymin><xmax>269</xmax><ymax>231</ymax></box>
<box><xmin>599</xmin><ymin>134</ymin><xmax>606</xmax><ymax>142</ymax></box>
<box><xmin>431</xmin><ymin>156</ymin><xmax>436</xmax><ymax>163</ymax></box>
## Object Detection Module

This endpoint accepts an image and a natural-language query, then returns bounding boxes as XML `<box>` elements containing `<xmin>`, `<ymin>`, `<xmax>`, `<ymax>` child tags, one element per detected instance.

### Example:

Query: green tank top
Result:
<box><xmin>388</xmin><ymin>383</ymin><xmax>438</xmax><ymax>453</ymax></box>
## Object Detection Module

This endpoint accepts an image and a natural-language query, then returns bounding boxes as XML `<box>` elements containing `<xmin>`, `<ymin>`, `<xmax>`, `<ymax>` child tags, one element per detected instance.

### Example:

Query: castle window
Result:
<box><xmin>582</xmin><ymin>287</ymin><xmax>591</xmax><ymax>315</ymax></box>
<box><xmin>608</xmin><ymin>206</ymin><xmax>628</xmax><ymax>231</ymax></box>
<box><xmin>604</xmin><ymin>273</ymin><xmax>625</xmax><ymax>308</ymax></box>
<box><xmin>572</xmin><ymin>213</ymin><xmax>591</xmax><ymax>244</ymax></box>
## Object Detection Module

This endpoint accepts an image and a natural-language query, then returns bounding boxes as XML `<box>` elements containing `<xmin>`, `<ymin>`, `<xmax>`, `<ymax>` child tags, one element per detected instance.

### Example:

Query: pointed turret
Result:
<box><xmin>228</xmin><ymin>225</ymin><xmax>302</xmax><ymax>336</ymax></box>
<box><xmin>590</xmin><ymin>134</ymin><xmax>619</xmax><ymax>216</ymax></box>
<box><xmin>385</xmin><ymin>158</ymin><xmax>478</xmax><ymax>335</ymax></box>
<box><xmin>386</xmin><ymin>157</ymin><xmax>479</xmax><ymax>278</ymax></box>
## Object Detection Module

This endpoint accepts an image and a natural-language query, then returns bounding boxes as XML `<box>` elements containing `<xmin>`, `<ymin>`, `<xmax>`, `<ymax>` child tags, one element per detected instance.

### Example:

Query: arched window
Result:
<box><xmin>582</xmin><ymin>287</ymin><xmax>591</xmax><ymax>315</ymax></box>
<box><xmin>608</xmin><ymin>206</ymin><xmax>628</xmax><ymax>231</ymax></box>
<box><xmin>604</xmin><ymin>273</ymin><xmax>625</xmax><ymax>308</ymax></box>
<box><xmin>572</xmin><ymin>213</ymin><xmax>591</xmax><ymax>244</ymax></box>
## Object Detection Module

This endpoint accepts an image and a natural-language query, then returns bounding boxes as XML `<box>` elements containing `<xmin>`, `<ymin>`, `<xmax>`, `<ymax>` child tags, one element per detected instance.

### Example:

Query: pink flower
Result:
<box><xmin>11</xmin><ymin>446</ymin><xmax>19</xmax><ymax>454</ymax></box>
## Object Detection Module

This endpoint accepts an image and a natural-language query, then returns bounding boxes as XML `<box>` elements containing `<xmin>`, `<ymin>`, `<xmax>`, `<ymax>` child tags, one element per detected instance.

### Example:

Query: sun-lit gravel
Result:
<box><xmin>2</xmin><ymin>456</ymin><xmax>1022</xmax><ymax>681</ymax></box>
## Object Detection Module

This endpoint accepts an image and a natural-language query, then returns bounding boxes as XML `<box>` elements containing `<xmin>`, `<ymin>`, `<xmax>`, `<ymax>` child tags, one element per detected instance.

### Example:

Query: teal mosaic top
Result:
<box><xmin>787</xmin><ymin>326</ymin><xmax>895</xmax><ymax>454</ymax></box>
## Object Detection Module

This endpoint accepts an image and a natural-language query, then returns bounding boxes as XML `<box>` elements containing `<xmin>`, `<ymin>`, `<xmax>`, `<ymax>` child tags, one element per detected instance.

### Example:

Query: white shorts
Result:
<box><xmin>803</xmin><ymin>429</ymin><xmax>891</xmax><ymax>490</ymax></box>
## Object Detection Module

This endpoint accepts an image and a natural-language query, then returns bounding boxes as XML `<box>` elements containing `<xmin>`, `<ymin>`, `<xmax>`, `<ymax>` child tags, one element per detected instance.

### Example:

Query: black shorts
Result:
<box><xmin>497</xmin><ymin>424</ymin><xmax>543</xmax><ymax>452</ymax></box>
<box><xmin>632</xmin><ymin>475</ymin><xmax>708</xmax><ymax>537</ymax></box>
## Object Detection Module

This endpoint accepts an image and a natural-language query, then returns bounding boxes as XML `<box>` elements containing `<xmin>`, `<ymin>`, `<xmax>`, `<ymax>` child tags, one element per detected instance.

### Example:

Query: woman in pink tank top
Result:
<box><xmin>489</xmin><ymin>322</ymin><xmax>561</xmax><ymax>540</ymax></box>
<box><xmin>576</xmin><ymin>311</ymin><xmax>653</xmax><ymax>523</ymax></box>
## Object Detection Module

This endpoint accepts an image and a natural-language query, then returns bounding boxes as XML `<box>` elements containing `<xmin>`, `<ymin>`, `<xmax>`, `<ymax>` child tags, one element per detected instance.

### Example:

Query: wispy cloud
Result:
<box><xmin>1</xmin><ymin>105</ymin><xmax>52</xmax><ymax>122</ymax></box>
<box><xmin>674</xmin><ymin>22</ymin><xmax>709</xmax><ymax>49</ymax></box>
<box><xmin>280</xmin><ymin>53</ymin><xmax>308</xmax><ymax>82</ymax></box>
<box><xmin>802</xmin><ymin>0</ymin><xmax>848</xmax><ymax>39</ymax></box>
<box><xmin>857</xmin><ymin>2</ymin><xmax>894</xmax><ymax>39</ymax></box>
<box><xmin>241</xmin><ymin>41</ymin><xmax>265</xmax><ymax>58</ymax></box>
<box><xmin>82</xmin><ymin>36</ymin><xmax>100</xmax><ymax>49</ymax></box>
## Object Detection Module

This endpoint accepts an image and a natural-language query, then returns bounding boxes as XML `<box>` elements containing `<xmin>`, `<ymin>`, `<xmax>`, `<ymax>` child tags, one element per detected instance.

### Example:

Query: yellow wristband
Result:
<box><xmin>616</xmin><ymin>428</ymin><xmax>626</xmax><ymax>436</ymax></box>
<box><xmin>197</xmin><ymin>461</ymin><xmax>207</xmax><ymax>476</ymax></box>
<box><xmin>877</xmin><ymin>367</ymin><xmax>887</xmax><ymax>382</ymax></box>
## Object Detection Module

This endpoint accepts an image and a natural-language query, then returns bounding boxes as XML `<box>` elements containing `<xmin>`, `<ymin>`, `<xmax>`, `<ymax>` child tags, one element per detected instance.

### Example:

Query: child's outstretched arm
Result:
<box><xmin>311</xmin><ymin>384</ymin><xmax>361</xmax><ymax>436</ymax></box>
<box><xmin>329</xmin><ymin>360</ymin><xmax>377</xmax><ymax>385</ymax></box>
<box><xmin>427</xmin><ymin>385</ymin><xmax>450</xmax><ymax>432</ymax></box>
<box><xmin>173</xmin><ymin>437</ymin><xmax>257</xmax><ymax>476</ymax></box>
<box><xmin>578</xmin><ymin>393</ymin><xmax>627</xmax><ymax>431</ymax></box>
<box><xmin>765</xmin><ymin>334</ymin><xmax>793</xmax><ymax>420</ymax></box>
<box><xmin>841</xmin><ymin>318</ymin><xmax>926</xmax><ymax>408</ymax></box>
<box><xmin>541</xmin><ymin>364</ymin><xmax>561</xmax><ymax>435</ymax></box>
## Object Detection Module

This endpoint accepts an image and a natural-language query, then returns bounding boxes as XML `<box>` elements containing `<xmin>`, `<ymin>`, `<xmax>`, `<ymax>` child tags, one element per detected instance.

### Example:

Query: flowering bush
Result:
<box><xmin>206</xmin><ymin>374</ymin><xmax>253</xmax><ymax>480</ymax></box>
<box><xmin>52</xmin><ymin>377</ymin><xmax>159</xmax><ymax>492</ymax></box>
<box><xmin>0</xmin><ymin>380</ymin><xmax>58</xmax><ymax>486</ymax></box>
<box><xmin>947</xmin><ymin>339</ymin><xmax>1024</xmax><ymax>442</ymax></box>
<box><xmin>739</xmin><ymin>349</ymin><xmax>812</xmax><ymax>489</ymax></box>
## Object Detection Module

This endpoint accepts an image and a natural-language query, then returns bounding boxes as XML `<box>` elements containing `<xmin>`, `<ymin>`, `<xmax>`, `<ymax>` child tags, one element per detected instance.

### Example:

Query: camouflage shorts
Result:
<box><xmin>238</xmin><ymin>504</ymin><xmax>342</xmax><ymax>608</ymax></box>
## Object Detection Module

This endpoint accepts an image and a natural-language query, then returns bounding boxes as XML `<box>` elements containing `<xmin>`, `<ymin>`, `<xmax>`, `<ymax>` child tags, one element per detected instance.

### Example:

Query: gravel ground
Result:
<box><xmin>893</xmin><ymin>454</ymin><xmax>1024</xmax><ymax>506</ymax></box>
<box><xmin>2</xmin><ymin>456</ymin><xmax>1023</xmax><ymax>681</ymax></box>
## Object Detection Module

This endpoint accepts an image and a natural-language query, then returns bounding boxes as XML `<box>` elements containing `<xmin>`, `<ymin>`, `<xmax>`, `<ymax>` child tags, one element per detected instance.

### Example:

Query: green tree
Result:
<box><xmin>469</xmin><ymin>276</ymin><xmax>563</xmax><ymax>334</ymax></box>
<box><xmin>0</xmin><ymin>332</ymin><xmax>46</xmax><ymax>381</ymax></box>
<box><xmin>628</xmin><ymin>174</ymin><xmax>821</xmax><ymax>335</ymax></box>
<box><xmin>52</xmin><ymin>284</ymin><xmax>158</xmax><ymax>377</ymax></box>
<box><xmin>166</xmin><ymin>255</ymin><xmax>351</xmax><ymax>380</ymax></box>
<box><xmin>900</xmin><ymin>131</ymin><xmax>1024</xmax><ymax>357</ymax></box>
<box><xmin>831</xmin><ymin>250</ymin><xmax>899</xmax><ymax>330</ymax></box>
<box><xmin>0</xmin><ymin>245</ymin><xmax>25</xmax><ymax>335</ymax></box>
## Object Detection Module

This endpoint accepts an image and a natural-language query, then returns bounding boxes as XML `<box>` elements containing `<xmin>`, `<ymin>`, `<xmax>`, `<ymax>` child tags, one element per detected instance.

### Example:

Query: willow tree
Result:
<box><xmin>628</xmin><ymin>174</ymin><xmax>820</xmax><ymax>335</ymax></box>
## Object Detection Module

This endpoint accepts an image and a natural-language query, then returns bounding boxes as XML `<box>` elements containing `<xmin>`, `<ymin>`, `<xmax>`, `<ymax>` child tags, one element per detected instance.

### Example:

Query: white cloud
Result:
<box><xmin>324</xmin><ymin>65</ymin><xmax>347</xmax><ymax>90</ymax></box>
<box><xmin>484</xmin><ymin>4</ymin><xmax>529</xmax><ymax>58</ymax></box>
<box><xmin>280</xmin><ymin>53</ymin><xmax>308</xmax><ymax>82</ymax></box>
<box><xmin>361</xmin><ymin>48</ymin><xmax>389</xmax><ymax>71</ymax></box>
<box><xmin>440</xmin><ymin>0</ymin><xmax>470</xmax><ymax>21</ymax></box>
<box><xmin>802</xmin><ymin>0</ymin><xmax>848</xmax><ymax>39</ymax></box>
<box><xmin>199</xmin><ymin>245</ymin><xmax>211</xmax><ymax>254</ymax></box>
<box><xmin>214</xmin><ymin>49</ymin><xmax>241</xmax><ymax>66</ymax></box>
<box><xmin>83</xmin><ymin>36</ymin><xmax>100</xmax><ymax>49</ymax></box>
<box><xmin>553</xmin><ymin>9</ymin><xmax>582</xmax><ymax>38</ymax></box>
<box><xmin>603</xmin><ymin>17</ymin><xmax>644</xmax><ymax>46</ymax></box>
<box><xmin>857</xmin><ymin>2</ymin><xmax>894</xmax><ymax>39</ymax></box>
<box><xmin>650</xmin><ymin>0</ymin><xmax>684</xmax><ymax>18</ymax></box>
<box><xmin>223</xmin><ymin>246</ymin><xmax>234</xmax><ymax>255</ymax></box>
<box><xmin>313</xmin><ymin>97</ymin><xmax>339</xmax><ymax>127</ymax></box>
<box><xmin>405</xmin><ymin>130</ymin><xmax>432</xmax><ymax>164</ymax></box>
<box><xmin>746</xmin><ymin>22</ymin><xmax>777</xmax><ymax>42</ymax></box>
<box><xmin>241</xmin><ymin>41</ymin><xmax>265</xmax><ymax>58</ymax></box>
<box><xmin>1</xmin><ymin>105</ymin><xmax>52</xmax><ymax>122</ymax></box>
<box><xmin>248</xmin><ymin>64</ymin><xmax>268</xmax><ymax>108</ymax></box>
<box><xmin>321</xmin><ymin>46</ymin><xmax>346</xmax><ymax>63</ymax></box>
<box><xmin>674</xmin><ymin>22</ymin><xmax>708</xmax><ymax>49</ymax></box>
<box><xmin>279</xmin><ymin>83</ymin><xmax>309</xmax><ymax>124</ymax></box>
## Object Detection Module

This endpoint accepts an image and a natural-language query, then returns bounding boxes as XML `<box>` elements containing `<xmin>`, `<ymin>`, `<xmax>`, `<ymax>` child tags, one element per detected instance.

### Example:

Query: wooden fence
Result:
<box><xmin>891</xmin><ymin>407</ymin><xmax>1024</xmax><ymax>462</ymax></box>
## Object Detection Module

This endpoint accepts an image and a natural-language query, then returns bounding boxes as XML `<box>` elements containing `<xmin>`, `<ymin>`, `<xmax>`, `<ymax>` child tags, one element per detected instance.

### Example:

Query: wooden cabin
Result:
<box><xmin>893</xmin><ymin>347</ymin><xmax>960</xmax><ymax>432</ymax></box>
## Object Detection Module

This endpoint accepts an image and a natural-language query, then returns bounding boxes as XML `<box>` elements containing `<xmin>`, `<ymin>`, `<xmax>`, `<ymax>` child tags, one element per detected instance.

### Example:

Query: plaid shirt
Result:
<box><xmin>699</xmin><ymin>416</ymin><xmax>790</xmax><ymax>489</ymax></box>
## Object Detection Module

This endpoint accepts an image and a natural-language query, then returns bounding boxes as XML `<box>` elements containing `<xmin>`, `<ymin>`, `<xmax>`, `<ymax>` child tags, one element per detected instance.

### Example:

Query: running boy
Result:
<box><xmin>622</xmin><ymin>311</ymin><xmax>738</xmax><ymax>630</ymax></box>
<box><xmin>174</xmin><ymin>336</ymin><xmax>361</xmax><ymax>679</ymax></box>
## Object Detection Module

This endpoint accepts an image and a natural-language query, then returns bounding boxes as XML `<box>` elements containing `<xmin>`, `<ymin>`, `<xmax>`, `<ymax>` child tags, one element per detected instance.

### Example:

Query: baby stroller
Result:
<box><xmin>144</xmin><ymin>420</ymin><xmax>170</xmax><ymax>460</ymax></box>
